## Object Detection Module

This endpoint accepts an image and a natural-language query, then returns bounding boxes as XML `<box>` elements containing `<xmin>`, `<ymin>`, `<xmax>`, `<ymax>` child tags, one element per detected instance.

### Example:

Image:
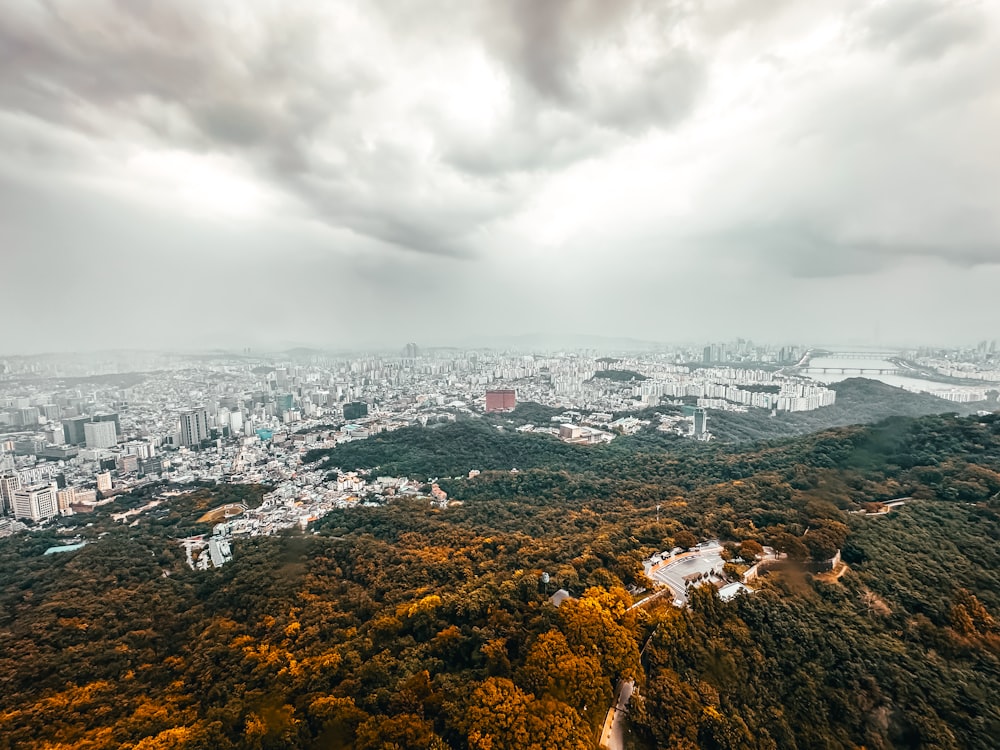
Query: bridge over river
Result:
<box><xmin>794</xmin><ymin>349</ymin><xmax>909</xmax><ymax>377</ymax></box>
<box><xmin>809</xmin><ymin>350</ymin><xmax>902</xmax><ymax>360</ymax></box>
<box><xmin>800</xmin><ymin>366</ymin><xmax>903</xmax><ymax>375</ymax></box>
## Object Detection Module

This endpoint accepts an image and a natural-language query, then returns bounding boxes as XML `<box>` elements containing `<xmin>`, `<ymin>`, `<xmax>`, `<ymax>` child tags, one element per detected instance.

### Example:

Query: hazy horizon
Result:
<box><xmin>3</xmin><ymin>1</ymin><xmax>999</xmax><ymax>354</ymax></box>
<box><xmin>0</xmin><ymin>333</ymin><xmax>992</xmax><ymax>360</ymax></box>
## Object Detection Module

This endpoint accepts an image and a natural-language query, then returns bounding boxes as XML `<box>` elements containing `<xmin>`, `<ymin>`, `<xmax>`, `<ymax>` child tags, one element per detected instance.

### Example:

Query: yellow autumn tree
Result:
<box><xmin>517</xmin><ymin>629</ymin><xmax>611</xmax><ymax>729</ymax></box>
<box><xmin>466</xmin><ymin>678</ymin><xmax>590</xmax><ymax>750</ymax></box>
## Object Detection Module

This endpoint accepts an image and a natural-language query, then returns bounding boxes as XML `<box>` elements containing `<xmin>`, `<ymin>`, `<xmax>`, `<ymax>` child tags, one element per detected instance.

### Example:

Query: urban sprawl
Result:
<box><xmin>2</xmin><ymin>341</ymin><xmax>997</xmax><ymax>561</ymax></box>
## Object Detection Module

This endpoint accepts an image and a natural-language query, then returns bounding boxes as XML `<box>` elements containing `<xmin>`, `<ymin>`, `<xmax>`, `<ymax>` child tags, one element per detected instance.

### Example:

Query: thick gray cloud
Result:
<box><xmin>0</xmin><ymin>0</ymin><xmax>708</xmax><ymax>257</ymax></box>
<box><xmin>863</xmin><ymin>0</ymin><xmax>986</xmax><ymax>61</ymax></box>
<box><xmin>1</xmin><ymin>0</ymin><xmax>999</xmax><ymax>353</ymax></box>
<box><xmin>478</xmin><ymin>0</ymin><xmax>705</xmax><ymax>128</ymax></box>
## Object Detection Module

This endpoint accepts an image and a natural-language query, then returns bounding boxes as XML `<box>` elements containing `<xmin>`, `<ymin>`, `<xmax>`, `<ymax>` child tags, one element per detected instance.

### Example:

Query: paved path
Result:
<box><xmin>599</xmin><ymin>679</ymin><xmax>634</xmax><ymax>750</ymax></box>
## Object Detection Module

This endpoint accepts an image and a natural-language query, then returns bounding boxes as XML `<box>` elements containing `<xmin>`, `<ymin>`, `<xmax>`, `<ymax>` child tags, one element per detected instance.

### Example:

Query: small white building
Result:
<box><xmin>718</xmin><ymin>582</ymin><xmax>753</xmax><ymax>602</ymax></box>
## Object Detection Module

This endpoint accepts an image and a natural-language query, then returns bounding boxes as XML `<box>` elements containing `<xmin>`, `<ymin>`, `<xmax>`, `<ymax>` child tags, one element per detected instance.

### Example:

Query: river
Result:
<box><xmin>803</xmin><ymin>356</ymin><xmax>987</xmax><ymax>398</ymax></box>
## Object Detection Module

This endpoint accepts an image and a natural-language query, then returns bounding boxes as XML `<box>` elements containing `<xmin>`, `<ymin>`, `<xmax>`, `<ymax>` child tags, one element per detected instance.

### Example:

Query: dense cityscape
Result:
<box><xmin>2</xmin><ymin>340</ymin><xmax>997</xmax><ymax>550</ymax></box>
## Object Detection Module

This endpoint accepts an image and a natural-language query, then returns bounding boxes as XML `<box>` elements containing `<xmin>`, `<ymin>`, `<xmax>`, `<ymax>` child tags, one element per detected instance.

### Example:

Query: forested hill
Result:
<box><xmin>710</xmin><ymin>377</ymin><xmax>993</xmax><ymax>442</ymax></box>
<box><xmin>1</xmin><ymin>413</ymin><xmax>999</xmax><ymax>749</ymax></box>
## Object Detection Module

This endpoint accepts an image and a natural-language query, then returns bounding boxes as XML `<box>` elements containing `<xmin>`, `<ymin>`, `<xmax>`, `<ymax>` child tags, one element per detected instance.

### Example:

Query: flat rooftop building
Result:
<box><xmin>13</xmin><ymin>483</ymin><xmax>58</xmax><ymax>522</ymax></box>
<box><xmin>485</xmin><ymin>389</ymin><xmax>517</xmax><ymax>413</ymax></box>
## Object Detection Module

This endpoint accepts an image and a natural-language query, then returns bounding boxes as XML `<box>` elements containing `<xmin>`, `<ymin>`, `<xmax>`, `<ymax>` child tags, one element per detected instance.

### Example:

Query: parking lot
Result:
<box><xmin>647</xmin><ymin>543</ymin><xmax>725</xmax><ymax>605</ymax></box>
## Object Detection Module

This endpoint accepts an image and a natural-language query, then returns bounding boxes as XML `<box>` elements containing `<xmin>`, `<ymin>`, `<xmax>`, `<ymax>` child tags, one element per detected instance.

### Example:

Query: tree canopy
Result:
<box><xmin>1</xmin><ymin>412</ymin><xmax>999</xmax><ymax>748</ymax></box>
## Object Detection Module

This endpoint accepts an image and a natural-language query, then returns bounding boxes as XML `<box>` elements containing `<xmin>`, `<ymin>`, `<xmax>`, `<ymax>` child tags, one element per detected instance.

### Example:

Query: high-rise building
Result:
<box><xmin>122</xmin><ymin>441</ymin><xmax>153</xmax><ymax>460</ymax></box>
<box><xmin>84</xmin><ymin>420</ymin><xmax>118</xmax><ymax>449</ymax></box>
<box><xmin>0</xmin><ymin>474</ymin><xmax>21</xmax><ymax>516</ymax></box>
<box><xmin>13</xmin><ymin>483</ymin><xmax>58</xmax><ymax>522</ymax></box>
<box><xmin>140</xmin><ymin>456</ymin><xmax>164</xmax><ymax>476</ymax></box>
<box><xmin>17</xmin><ymin>407</ymin><xmax>40</xmax><ymax>426</ymax></box>
<box><xmin>96</xmin><ymin>471</ymin><xmax>113</xmax><ymax>493</ymax></box>
<box><xmin>93</xmin><ymin>413</ymin><xmax>121</xmax><ymax>436</ymax></box>
<box><xmin>63</xmin><ymin>416</ymin><xmax>89</xmax><ymax>445</ymax></box>
<box><xmin>63</xmin><ymin>413</ymin><xmax>121</xmax><ymax>445</ymax></box>
<box><xmin>485</xmin><ymin>389</ymin><xmax>517</xmax><ymax>413</ymax></box>
<box><xmin>179</xmin><ymin>408</ymin><xmax>210</xmax><ymax>447</ymax></box>
<box><xmin>404</xmin><ymin>342</ymin><xmax>420</xmax><ymax>359</ymax></box>
<box><xmin>343</xmin><ymin>402</ymin><xmax>369</xmax><ymax>421</ymax></box>
<box><xmin>13</xmin><ymin>438</ymin><xmax>44</xmax><ymax>456</ymax></box>
<box><xmin>57</xmin><ymin>487</ymin><xmax>76</xmax><ymax>514</ymax></box>
<box><xmin>693</xmin><ymin>408</ymin><xmax>709</xmax><ymax>438</ymax></box>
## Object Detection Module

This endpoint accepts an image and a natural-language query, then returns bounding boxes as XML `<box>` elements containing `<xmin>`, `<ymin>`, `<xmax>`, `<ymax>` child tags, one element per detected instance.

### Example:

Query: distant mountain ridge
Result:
<box><xmin>459</xmin><ymin>333</ymin><xmax>666</xmax><ymax>352</ymax></box>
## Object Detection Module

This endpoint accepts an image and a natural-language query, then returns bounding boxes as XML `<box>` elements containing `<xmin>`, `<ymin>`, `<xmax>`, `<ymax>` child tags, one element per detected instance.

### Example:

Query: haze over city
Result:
<box><xmin>3</xmin><ymin>0</ymin><xmax>1000</xmax><ymax>354</ymax></box>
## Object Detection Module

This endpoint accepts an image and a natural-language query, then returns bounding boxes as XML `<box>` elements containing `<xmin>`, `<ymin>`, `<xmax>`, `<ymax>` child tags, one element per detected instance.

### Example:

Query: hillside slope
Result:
<box><xmin>711</xmin><ymin>377</ymin><xmax>993</xmax><ymax>442</ymax></box>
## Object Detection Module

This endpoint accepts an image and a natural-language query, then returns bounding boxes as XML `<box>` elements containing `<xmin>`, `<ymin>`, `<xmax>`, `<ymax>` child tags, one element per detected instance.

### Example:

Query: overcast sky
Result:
<box><xmin>2</xmin><ymin>0</ymin><xmax>999</xmax><ymax>353</ymax></box>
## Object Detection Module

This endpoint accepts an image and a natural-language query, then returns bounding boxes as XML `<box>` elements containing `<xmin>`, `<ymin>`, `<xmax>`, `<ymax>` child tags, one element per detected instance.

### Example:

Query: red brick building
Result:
<box><xmin>485</xmin><ymin>389</ymin><xmax>517</xmax><ymax>413</ymax></box>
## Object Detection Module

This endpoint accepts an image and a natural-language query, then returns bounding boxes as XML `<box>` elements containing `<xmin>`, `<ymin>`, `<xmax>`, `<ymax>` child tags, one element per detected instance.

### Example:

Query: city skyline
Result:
<box><xmin>3</xmin><ymin>1</ymin><xmax>1000</xmax><ymax>353</ymax></box>
<box><xmin>2</xmin><ymin>342</ymin><xmax>994</xmax><ymax>527</ymax></box>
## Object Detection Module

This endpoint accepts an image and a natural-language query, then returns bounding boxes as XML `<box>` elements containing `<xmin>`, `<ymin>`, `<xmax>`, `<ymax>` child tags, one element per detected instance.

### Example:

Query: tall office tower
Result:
<box><xmin>63</xmin><ymin>416</ymin><xmax>89</xmax><ymax>445</ymax></box>
<box><xmin>93</xmin><ymin>413</ymin><xmax>121</xmax><ymax>436</ymax></box>
<box><xmin>179</xmin><ymin>408</ymin><xmax>210</xmax><ymax>447</ymax></box>
<box><xmin>404</xmin><ymin>342</ymin><xmax>419</xmax><ymax>359</ymax></box>
<box><xmin>229</xmin><ymin>410</ymin><xmax>244</xmax><ymax>434</ymax></box>
<box><xmin>0</xmin><ymin>474</ymin><xmax>21</xmax><ymax>515</ymax></box>
<box><xmin>13</xmin><ymin>483</ymin><xmax>58</xmax><ymax>522</ymax></box>
<box><xmin>84</xmin><ymin>420</ymin><xmax>118</xmax><ymax>449</ymax></box>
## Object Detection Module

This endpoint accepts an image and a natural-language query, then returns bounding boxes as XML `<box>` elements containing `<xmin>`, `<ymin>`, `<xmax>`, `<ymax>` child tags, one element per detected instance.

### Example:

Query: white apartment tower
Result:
<box><xmin>179</xmin><ymin>408</ymin><xmax>210</xmax><ymax>447</ymax></box>
<box><xmin>84</xmin><ymin>420</ymin><xmax>118</xmax><ymax>449</ymax></box>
